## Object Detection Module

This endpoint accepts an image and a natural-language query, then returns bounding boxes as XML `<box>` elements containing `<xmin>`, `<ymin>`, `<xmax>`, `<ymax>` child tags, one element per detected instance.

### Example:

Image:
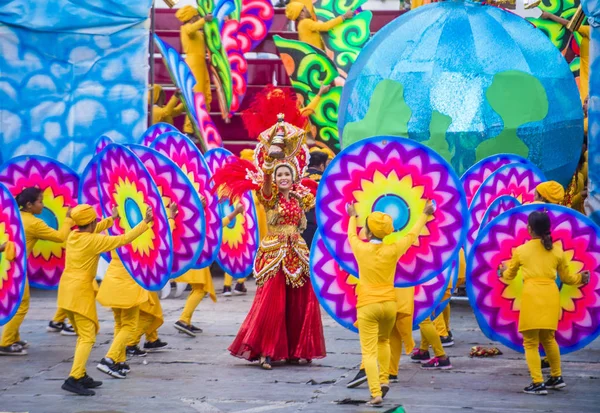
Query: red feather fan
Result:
<box><xmin>241</xmin><ymin>85</ymin><xmax>308</xmax><ymax>139</ymax></box>
<box><xmin>300</xmin><ymin>178</ymin><xmax>319</xmax><ymax>197</ymax></box>
<box><xmin>211</xmin><ymin>157</ymin><xmax>263</xmax><ymax>204</ymax></box>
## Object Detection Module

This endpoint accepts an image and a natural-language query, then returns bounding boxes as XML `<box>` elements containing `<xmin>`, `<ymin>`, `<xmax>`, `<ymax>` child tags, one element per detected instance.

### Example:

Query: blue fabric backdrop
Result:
<box><xmin>0</xmin><ymin>0</ymin><xmax>152</xmax><ymax>173</ymax></box>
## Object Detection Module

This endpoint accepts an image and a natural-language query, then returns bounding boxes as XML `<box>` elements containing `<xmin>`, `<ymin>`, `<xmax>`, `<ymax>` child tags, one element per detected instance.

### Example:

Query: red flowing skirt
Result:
<box><xmin>228</xmin><ymin>270</ymin><xmax>326</xmax><ymax>362</ymax></box>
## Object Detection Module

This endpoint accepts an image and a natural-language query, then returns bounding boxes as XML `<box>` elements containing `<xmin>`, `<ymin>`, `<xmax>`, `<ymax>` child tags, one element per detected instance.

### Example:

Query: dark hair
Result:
<box><xmin>528</xmin><ymin>211</ymin><xmax>553</xmax><ymax>251</ymax></box>
<box><xmin>308</xmin><ymin>151</ymin><xmax>328</xmax><ymax>168</ymax></box>
<box><xmin>16</xmin><ymin>187</ymin><xmax>42</xmax><ymax>210</ymax></box>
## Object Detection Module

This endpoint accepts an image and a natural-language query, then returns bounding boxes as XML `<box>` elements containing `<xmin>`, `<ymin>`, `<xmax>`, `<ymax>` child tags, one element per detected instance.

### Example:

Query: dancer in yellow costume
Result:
<box><xmin>150</xmin><ymin>85</ymin><xmax>185</xmax><ymax>125</ymax></box>
<box><xmin>175</xmin><ymin>6</ymin><xmax>213</xmax><ymax>135</ymax></box>
<box><xmin>285</xmin><ymin>0</ymin><xmax>354</xmax><ymax>50</ymax></box>
<box><xmin>347</xmin><ymin>285</ymin><xmax>416</xmax><ymax>389</ymax></box>
<box><xmin>499</xmin><ymin>211</ymin><xmax>589</xmax><ymax>395</ymax></box>
<box><xmin>96</xmin><ymin>204</ymin><xmax>177</xmax><ymax>377</ymax></box>
<box><xmin>58</xmin><ymin>204</ymin><xmax>152</xmax><ymax>396</ymax></box>
<box><xmin>0</xmin><ymin>188</ymin><xmax>74</xmax><ymax>356</ymax></box>
<box><xmin>222</xmin><ymin>149</ymin><xmax>269</xmax><ymax>296</ymax></box>
<box><xmin>535</xmin><ymin>181</ymin><xmax>565</xmax><ymax>205</ymax></box>
<box><xmin>126</xmin><ymin>291</ymin><xmax>168</xmax><ymax>355</ymax></box>
<box><xmin>174</xmin><ymin>204</ymin><xmax>244</xmax><ymax>336</ymax></box>
<box><xmin>346</xmin><ymin>201</ymin><xmax>434</xmax><ymax>407</ymax></box>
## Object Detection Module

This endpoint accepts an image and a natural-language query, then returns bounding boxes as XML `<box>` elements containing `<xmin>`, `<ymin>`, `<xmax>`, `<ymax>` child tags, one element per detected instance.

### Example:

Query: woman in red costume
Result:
<box><xmin>213</xmin><ymin>87</ymin><xmax>326</xmax><ymax>369</ymax></box>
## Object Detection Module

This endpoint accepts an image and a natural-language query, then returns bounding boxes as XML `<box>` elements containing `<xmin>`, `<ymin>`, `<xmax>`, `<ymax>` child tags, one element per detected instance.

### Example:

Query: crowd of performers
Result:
<box><xmin>0</xmin><ymin>1</ymin><xmax>594</xmax><ymax>409</ymax></box>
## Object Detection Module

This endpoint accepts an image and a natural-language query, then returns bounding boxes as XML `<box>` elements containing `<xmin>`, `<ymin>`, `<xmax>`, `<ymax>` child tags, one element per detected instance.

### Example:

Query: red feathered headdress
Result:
<box><xmin>241</xmin><ymin>85</ymin><xmax>308</xmax><ymax>139</ymax></box>
<box><xmin>211</xmin><ymin>157</ymin><xmax>263</xmax><ymax>204</ymax></box>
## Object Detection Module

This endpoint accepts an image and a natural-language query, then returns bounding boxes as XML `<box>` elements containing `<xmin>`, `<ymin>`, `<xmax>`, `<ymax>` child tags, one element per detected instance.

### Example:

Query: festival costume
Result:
<box><xmin>348</xmin><ymin>212</ymin><xmax>428</xmax><ymax>398</ymax></box>
<box><xmin>0</xmin><ymin>211</ymin><xmax>74</xmax><ymax>347</ymax></box>
<box><xmin>285</xmin><ymin>0</ymin><xmax>344</xmax><ymax>50</ymax></box>
<box><xmin>176</xmin><ymin>6</ymin><xmax>211</xmax><ymax>134</ymax></box>
<box><xmin>576</xmin><ymin>26</ymin><xmax>589</xmax><ymax>103</ymax></box>
<box><xmin>301</xmin><ymin>167</ymin><xmax>322</xmax><ymax>249</ymax></box>
<box><xmin>502</xmin><ymin>240</ymin><xmax>584</xmax><ymax>384</ymax></box>
<box><xmin>214</xmin><ymin>93</ymin><xmax>325</xmax><ymax>364</ymax></box>
<box><xmin>129</xmin><ymin>292</ymin><xmax>164</xmax><ymax>346</ymax></box>
<box><xmin>57</xmin><ymin>206</ymin><xmax>148</xmax><ymax>380</ymax></box>
<box><xmin>97</xmin><ymin>253</ymin><xmax>150</xmax><ymax>363</ymax></box>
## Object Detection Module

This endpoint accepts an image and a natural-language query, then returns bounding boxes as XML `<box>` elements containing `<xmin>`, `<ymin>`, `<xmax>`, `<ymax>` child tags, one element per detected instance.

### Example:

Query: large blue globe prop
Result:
<box><xmin>338</xmin><ymin>0</ymin><xmax>583</xmax><ymax>186</ymax></box>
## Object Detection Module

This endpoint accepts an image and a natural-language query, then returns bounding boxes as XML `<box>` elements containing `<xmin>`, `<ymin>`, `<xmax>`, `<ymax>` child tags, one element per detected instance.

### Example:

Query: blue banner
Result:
<box><xmin>0</xmin><ymin>0</ymin><xmax>152</xmax><ymax>173</ymax></box>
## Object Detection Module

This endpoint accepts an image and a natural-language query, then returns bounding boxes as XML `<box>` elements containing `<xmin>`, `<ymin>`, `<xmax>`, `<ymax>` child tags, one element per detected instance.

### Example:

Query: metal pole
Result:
<box><xmin>149</xmin><ymin>1</ymin><xmax>156</xmax><ymax>126</ymax></box>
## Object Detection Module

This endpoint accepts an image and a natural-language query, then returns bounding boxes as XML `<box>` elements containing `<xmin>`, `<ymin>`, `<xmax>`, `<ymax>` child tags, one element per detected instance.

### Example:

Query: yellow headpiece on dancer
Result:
<box><xmin>150</xmin><ymin>84</ymin><xmax>162</xmax><ymax>104</ymax></box>
<box><xmin>536</xmin><ymin>181</ymin><xmax>565</xmax><ymax>204</ymax></box>
<box><xmin>285</xmin><ymin>0</ymin><xmax>315</xmax><ymax>20</ymax></box>
<box><xmin>366</xmin><ymin>212</ymin><xmax>394</xmax><ymax>239</ymax></box>
<box><xmin>175</xmin><ymin>5</ymin><xmax>199</xmax><ymax>22</ymax></box>
<box><xmin>240</xmin><ymin>149</ymin><xmax>255</xmax><ymax>162</ymax></box>
<box><xmin>71</xmin><ymin>205</ymin><xmax>98</xmax><ymax>227</ymax></box>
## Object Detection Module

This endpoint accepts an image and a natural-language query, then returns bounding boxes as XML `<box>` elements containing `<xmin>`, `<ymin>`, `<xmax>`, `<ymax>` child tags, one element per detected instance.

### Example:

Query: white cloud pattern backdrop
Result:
<box><xmin>0</xmin><ymin>0</ymin><xmax>153</xmax><ymax>173</ymax></box>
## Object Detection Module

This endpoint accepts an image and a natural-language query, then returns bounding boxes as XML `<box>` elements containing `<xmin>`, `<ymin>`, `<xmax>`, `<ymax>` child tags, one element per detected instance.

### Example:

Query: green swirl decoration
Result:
<box><xmin>273</xmin><ymin>35</ymin><xmax>338</xmax><ymax>97</ymax></box>
<box><xmin>322</xmin><ymin>11</ymin><xmax>372</xmax><ymax>77</ymax></box>
<box><xmin>205</xmin><ymin>21</ymin><xmax>233</xmax><ymax>112</ymax></box>
<box><xmin>196</xmin><ymin>0</ymin><xmax>214</xmax><ymax>15</ymax></box>
<box><xmin>310</xmin><ymin>86</ymin><xmax>342</xmax><ymax>152</ymax></box>
<box><xmin>313</xmin><ymin>0</ymin><xmax>368</xmax><ymax>21</ymax></box>
<box><xmin>230</xmin><ymin>0</ymin><xmax>242</xmax><ymax>21</ymax></box>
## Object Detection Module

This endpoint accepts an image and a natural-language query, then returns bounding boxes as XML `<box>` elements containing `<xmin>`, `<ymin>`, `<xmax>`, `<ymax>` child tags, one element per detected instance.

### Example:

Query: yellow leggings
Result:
<box><xmin>106</xmin><ymin>307</ymin><xmax>139</xmax><ymax>363</ymax></box>
<box><xmin>389</xmin><ymin>314</ymin><xmax>415</xmax><ymax>376</ymax></box>
<box><xmin>433</xmin><ymin>305</ymin><xmax>451</xmax><ymax>337</ymax></box>
<box><xmin>419</xmin><ymin>317</ymin><xmax>445</xmax><ymax>358</ymax></box>
<box><xmin>223</xmin><ymin>273</ymin><xmax>246</xmax><ymax>287</ymax></box>
<box><xmin>357</xmin><ymin>301</ymin><xmax>397</xmax><ymax>398</ymax></box>
<box><xmin>522</xmin><ymin>329</ymin><xmax>561</xmax><ymax>383</ymax></box>
<box><xmin>52</xmin><ymin>307</ymin><xmax>69</xmax><ymax>324</ymax></box>
<box><xmin>65</xmin><ymin>311</ymin><xmax>96</xmax><ymax>379</ymax></box>
<box><xmin>128</xmin><ymin>311</ymin><xmax>162</xmax><ymax>346</ymax></box>
<box><xmin>1</xmin><ymin>281</ymin><xmax>29</xmax><ymax>346</ymax></box>
<box><xmin>180</xmin><ymin>284</ymin><xmax>206</xmax><ymax>325</ymax></box>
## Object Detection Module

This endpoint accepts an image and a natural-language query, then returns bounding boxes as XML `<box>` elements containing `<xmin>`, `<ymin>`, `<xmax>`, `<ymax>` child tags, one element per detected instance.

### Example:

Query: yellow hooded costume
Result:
<box><xmin>57</xmin><ymin>205</ymin><xmax>148</xmax><ymax>380</ymax></box>
<box><xmin>347</xmin><ymin>211</ymin><xmax>428</xmax><ymax>399</ymax></box>
<box><xmin>286</xmin><ymin>0</ymin><xmax>345</xmax><ymax>50</ymax></box>
<box><xmin>150</xmin><ymin>84</ymin><xmax>185</xmax><ymax>125</ymax></box>
<box><xmin>536</xmin><ymin>181</ymin><xmax>565</xmax><ymax>205</ymax></box>
<box><xmin>176</xmin><ymin>5</ymin><xmax>212</xmax><ymax>134</ymax></box>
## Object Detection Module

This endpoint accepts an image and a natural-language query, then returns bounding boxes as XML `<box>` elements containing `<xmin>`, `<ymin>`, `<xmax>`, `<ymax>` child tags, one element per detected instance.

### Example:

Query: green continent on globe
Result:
<box><xmin>475</xmin><ymin>70</ymin><xmax>548</xmax><ymax>162</ymax></box>
<box><xmin>421</xmin><ymin>111</ymin><xmax>454</xmax><ymax>165</ymax></box>
<box><xmin>343</xmin><ymin>79</ymin><xmax>411</xmax><ymax>146</ymax></box>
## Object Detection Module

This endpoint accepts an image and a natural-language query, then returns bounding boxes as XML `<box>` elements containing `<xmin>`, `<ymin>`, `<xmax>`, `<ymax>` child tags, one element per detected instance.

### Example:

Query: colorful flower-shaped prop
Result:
<box><xmin>414</xmin><ymin>260</ymin><xmax>456</xmax><ymax>327</ymax></box>
<box><xmin>467</xmin><ymin>204</ymin><xmax>600</xmax><ymax>354</ymax></box>
<box><xmin>467</xmin><ymin>163</ymin><xmax>546</xmax><ymax>254</ymax></box>
<box><xmin>96</xmin><ymin>135</ymin><xmax>114</xmax><ymax>154</ymax></box>
<box><xmin>96</xmin><ymin>144</ymin><xmax>173</xmax><ymax>291</ymax></box>
<box><xmin>139</xmin><ymin>123</ymin><xmax>179</xmax><ymax>147</ymax></box>
<box><xmin>461</xmin><ymin>154</ymin><xmax>531</xmax><ymax>207</ymax></box>
<box><xmin>316</xmin><ymin>136</ymin><xmax>467</xmax><ymax>287</ymax></box>
<box><xmin>151</xmin><ymin>131</ymin><xmax>221</xmax><ymax>268</ymax></box>
<box><xmin>129</xmin><ymin>144</ymin><xmax>206</xmax><ymax>278</ymax></box>
<box><xmin>480</xmin><ymin>195</ymin><xmax>522</xmax><ymax>229</ymax></box>
<box><xmin>0</xmin><ymin>183</ymin><xmax>26</xmax><ymax>326</ymax></box>
<box><xmin>0</xmin><ymin>156</ymin><xmax>79</xmax><ymax>289</ymax></box>
<box><xmin>205</xmin><ymin>148</ymin><xmax>259</xmax><ymax>278</ymax></box>
<box><xmin>310</xmin><ymin>234</ymin><xmax>454</xmax><ymax>333</ymax></box>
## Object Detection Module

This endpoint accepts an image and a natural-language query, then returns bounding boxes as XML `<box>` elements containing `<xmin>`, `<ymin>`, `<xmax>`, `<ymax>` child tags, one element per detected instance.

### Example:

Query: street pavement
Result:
<box><xmin>1</xmin><ymin>278</ymin><xmax>599</xmax><ymax>413</ymax></box>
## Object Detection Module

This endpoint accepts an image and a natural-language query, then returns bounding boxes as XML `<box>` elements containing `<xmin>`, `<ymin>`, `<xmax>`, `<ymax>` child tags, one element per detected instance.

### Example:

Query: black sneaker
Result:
<box><xmin>234</xmin><ymin>283</ymin><xmax>247</xmax><ymax>295</ymax></box>
<box><xmin>126</xmin><ymin>345</ymin><xmax>147</xmax><ymax>357</ymax></box>
<box><xmin>47</xmin><ymin>321</ymin><xmax>64</xmax><ymax>333</ymax></box>
<box><xmin>79</xmin><ymin>374</ymin><xmax>102</xmax><ymax>389</ymax></box>
<box><xmin>523</xmin><ymin>382</ymin><xmax>548</xmax><ymax>395</ymax></box>
<box><xmin>61</xmin><ymin>324</ymin><xmax>77</xmax><ymax>336</ymax></box>
<box><xmin>15</xmin><ymin>340</ymin><xmax>29</xmax><ymax>349</ymax></box>
<box><xmin>116</xmin><ymin>362</ymin><xmax>131</xmax><ymax>374</ymax></box>
<box><xmin>448</xmin><ymin>330</ymin><xmax>453</xmax><ymax>339</ymax></box>
<box><xmin>410</xmin><ymin>349</ymin><xmax>430</xmax><ymax>363</ymax></box>
<box><xmin>545</xmin><ymin>376</ymin><xmax>566</xmax><ymax>390</ymax></box>
<box><xmin>61</xmin><ymin>376</ymin><xmax>95</xmax><ymax>396</ymax></box>
<box><xmin>0</xmin><ymin>343</ymin><xmax>27</xmax><ymax>356</ymax></box>
<box><xmin>96</xmin><ymin>358</ymin><xmax>126</xmax><ymax>379</ymax></box>
<box><xmin>143</xmin><ymin>339</ymin><xmax>168</xmax><ymax>352</ymax></box>
<box><xmin>223</xmin><ymin>286</ymin><xmax>232</xmax><ymax>297</ymax></box>
<box><xmin>190</xmin><ymin>324</ymin><xmax>203</xmax><ymax>333</ymax></box>
<box><xmin>421</xmin><ymin>357</ymin><xmax>452</xmax><ymax>370</ymax></box>
<box><xmin>174</xmin><ymin>321</ymin><xmax>196</xmax><ymax>337</ymax></box>
<box><xmin>346</xmin><ymin>368</ymin><xmax>367</xmax><ymax>388</ymax></box>
<box><xmin>541</xmin><ymin>358</ymin><xmax>550</xmax><ymax>370</ymax></box>
<box><xmin>440</xmin><ymin>335</ymin><xmax>454</xmax><ymax>347</ymax></box>
<box><xmin>381</xmin><ymin>384</ymin><xmax>389</xmax><ymax>399</ymax></box>
<box><xmin>389</xmin><ymin>374</ymin><xmax>398</xmax><ymax>383</ymax></box>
